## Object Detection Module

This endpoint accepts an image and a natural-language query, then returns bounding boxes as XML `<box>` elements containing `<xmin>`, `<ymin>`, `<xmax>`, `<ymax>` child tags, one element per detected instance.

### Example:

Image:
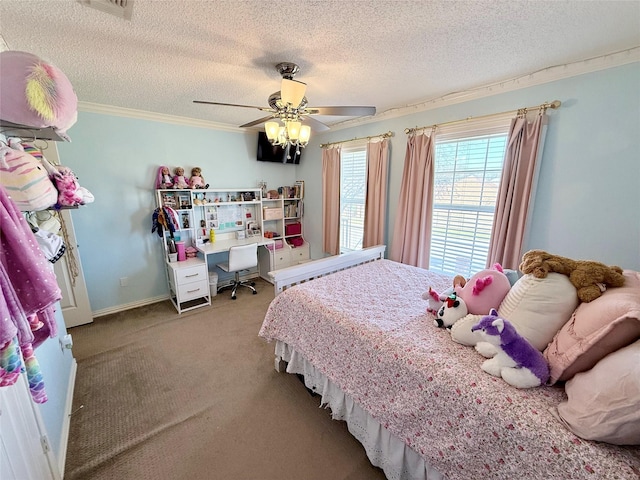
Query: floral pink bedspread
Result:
<box><xmin>259</xmin><ymin>260</ymin><xmax>640</xmax><ymax>479</ymax></box>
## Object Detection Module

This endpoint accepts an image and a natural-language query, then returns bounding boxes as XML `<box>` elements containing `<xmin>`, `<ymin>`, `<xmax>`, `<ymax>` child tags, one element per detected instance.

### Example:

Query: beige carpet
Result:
<box><xmin>64</xmin><ymin>279</ymin><xmax>386</xmax><ymax>480</ymax></box>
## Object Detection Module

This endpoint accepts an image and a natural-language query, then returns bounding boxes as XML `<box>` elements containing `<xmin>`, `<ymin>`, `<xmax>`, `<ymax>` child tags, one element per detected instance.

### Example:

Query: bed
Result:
<box><xmin>258</xmin><ymin>246</ymin><xmax>640</xmax><ymax>480</ymax></box>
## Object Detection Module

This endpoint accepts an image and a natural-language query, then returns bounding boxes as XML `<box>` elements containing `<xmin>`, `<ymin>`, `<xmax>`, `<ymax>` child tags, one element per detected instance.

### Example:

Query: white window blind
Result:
<box><xmin>430</xmin><ymin>131</ymin><xmax>508</xmax><ymax>277</ymax></box>
<box><xmin>340</xmin><ymin>146</ymin><xmax>367</xmax><ymax>252</ymax></box>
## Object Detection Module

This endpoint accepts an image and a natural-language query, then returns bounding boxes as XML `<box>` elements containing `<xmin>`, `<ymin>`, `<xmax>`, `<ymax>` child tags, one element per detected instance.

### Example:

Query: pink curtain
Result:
<box><xmin>389</xmin><ymin>132</ymin><xmax>435</xmax><ymax>268</ymax></box>
<box><xmin>487</xmin><ymin>113</ymin><xmax>547</xmax><ymax>269</ymax></box>
<box><xmin>322</xmin><ymin>146</ymin><xmax>341</xmax><ymax>255</ymax></box>
<box><xmin>363</xmin><ymin>139</ymin><xmax>389</xmax><ymax>248</ymax></box>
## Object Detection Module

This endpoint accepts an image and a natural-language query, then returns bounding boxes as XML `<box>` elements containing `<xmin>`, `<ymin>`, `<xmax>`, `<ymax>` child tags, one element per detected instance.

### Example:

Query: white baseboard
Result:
<box><xmin>92</xmin><ymin>294</ymin><xmax>169</xmax><ymax>318</ymax></box>
<box><xmin>57</xmin><ymin>358</ymin><xmax>77</xmax><ymax>478</ymax></box>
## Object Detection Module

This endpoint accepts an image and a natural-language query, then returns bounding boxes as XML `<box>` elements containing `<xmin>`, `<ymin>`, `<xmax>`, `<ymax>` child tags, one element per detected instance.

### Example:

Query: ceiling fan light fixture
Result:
<box><xmin>265</xmin><ymin>121</ymin><xmax>280</xmax><ymax>141</ymax></box>
<box><xmin>286</xmin><ymin>120</ymin><xmax>301</xmax><ymax>141</ymax></box>
<box><xmin>299</xmin><ymin>125</ymin><xmax>311</xmax><ymax>145</ymax></box>
<box><xmin>281</xmin><ymin>78</ymin><xmax>306</xmax><ymax>107</ymax></box>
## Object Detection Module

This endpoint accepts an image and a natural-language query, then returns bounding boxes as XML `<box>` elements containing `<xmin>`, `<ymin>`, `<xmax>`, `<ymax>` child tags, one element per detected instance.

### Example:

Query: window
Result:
<box><xmin>429</xmin><ymin>123</ymin><xmax>509</xmax><ymax>277</ymax></box>
<box><xmin>340</xmin><ymin>146</ymin><xmax>367</xmax><ymax>252</ymax></box>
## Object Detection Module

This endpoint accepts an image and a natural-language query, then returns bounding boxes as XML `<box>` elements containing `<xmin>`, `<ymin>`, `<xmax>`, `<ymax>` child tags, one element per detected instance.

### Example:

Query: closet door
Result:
<box><xmin>0</xmin><ymin>375</ymin><xmax>56</xmax><ymax>480</ymax></box>
<box><xmin>40</xmin><ymin>143</ymin><xmax>93</xmax><ymax>328</ymax></box>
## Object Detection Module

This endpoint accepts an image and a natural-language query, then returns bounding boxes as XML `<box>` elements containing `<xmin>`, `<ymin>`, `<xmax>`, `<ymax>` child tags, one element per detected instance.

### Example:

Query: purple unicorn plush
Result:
<box><xmin>471</xmin><ymin>309</ymin><xmax>549</xmax><ymax>388</ymax></box>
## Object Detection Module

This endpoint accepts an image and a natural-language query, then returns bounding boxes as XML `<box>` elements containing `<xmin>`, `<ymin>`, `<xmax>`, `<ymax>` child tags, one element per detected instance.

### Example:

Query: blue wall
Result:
<box><xmin>300</xmin><ymin>62</ymin><xmax>640</xmax><ymax>272</ymax></box>
<box><xmin>58</xmin><ymin>118</ymin><xmax>297</xmax><ymax>312</ymax></box>
<box><xmin>58</xmin><ymin>62</ymin><xmax>640</xmax><ymax>314</ymax></box>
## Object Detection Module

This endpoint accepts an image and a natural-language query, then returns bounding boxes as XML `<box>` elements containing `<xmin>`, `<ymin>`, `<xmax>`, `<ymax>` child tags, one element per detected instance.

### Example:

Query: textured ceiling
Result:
<box><xmin>1</xmin><ymin>0</ymin><xmax>639</xmax><ymax>132</ymax></box>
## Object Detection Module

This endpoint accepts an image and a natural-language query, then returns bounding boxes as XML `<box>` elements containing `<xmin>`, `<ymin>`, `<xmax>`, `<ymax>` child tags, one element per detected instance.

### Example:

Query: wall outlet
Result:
<box><xmin>119</xmin><ymin>277</ymin><xmax>129</xmax><ymax>287</ymax></box>
<box><xmin>59</xmin><ymin>334</ymin><xmax>73</xmax><ymax>351</ymax></box>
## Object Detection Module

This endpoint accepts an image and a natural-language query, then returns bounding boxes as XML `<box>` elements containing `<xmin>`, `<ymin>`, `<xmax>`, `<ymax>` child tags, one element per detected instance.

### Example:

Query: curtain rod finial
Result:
<box><xmin>550</xmin><ymin>100</ymin><xmax>561</xmax><ymax>109</ymax></box>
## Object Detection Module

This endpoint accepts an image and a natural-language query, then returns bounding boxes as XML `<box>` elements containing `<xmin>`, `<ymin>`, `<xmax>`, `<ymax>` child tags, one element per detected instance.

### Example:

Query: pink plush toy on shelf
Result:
<box><xmin>173</xmin><ymin>167</ymin><xmax>189</xmax><ymax>189</ymax></box>
<box><xmin>156</xmin><ymin>166</ymin><xmax>174</xmax><ymax>189</ymax></box>
<box><xmin>0</xmin><ymin>50</ymin><xmax>78</xmax><ymax>141</ymax></box>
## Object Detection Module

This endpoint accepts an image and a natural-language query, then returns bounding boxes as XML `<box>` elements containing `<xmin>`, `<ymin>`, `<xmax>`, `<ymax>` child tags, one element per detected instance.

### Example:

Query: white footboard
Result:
<box><xmin>268</xmin><ymin>245</ymin><xmax>386</xmax><ymax>295</ymax></box>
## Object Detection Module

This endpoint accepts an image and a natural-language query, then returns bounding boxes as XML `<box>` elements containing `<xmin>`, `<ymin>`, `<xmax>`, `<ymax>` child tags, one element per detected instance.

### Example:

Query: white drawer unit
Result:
<box><xmin>289</xmin><ymin>242</ymin><xmax>310</xmax><ymax>264</ymax></box>
<box><xmin>166</xmin><ymin>258</ymin><xmax>210</xmax><ymax>314</ymax></box>
<box><xmin>272</xmin><ymin>248</ymin><xmax>291</xmax><ymax>269</ymax></box>
<box><xmin>259</xmin><ymin>245</ymin><xmax>288</xmax><ymax>282</ymax></box>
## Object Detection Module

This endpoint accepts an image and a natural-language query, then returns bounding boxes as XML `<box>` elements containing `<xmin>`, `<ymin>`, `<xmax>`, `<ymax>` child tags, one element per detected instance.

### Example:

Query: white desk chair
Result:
<box><xmin>216</xmin><ymin>242</ymin><xmax>258</xmax><ymax>300</ymax></box>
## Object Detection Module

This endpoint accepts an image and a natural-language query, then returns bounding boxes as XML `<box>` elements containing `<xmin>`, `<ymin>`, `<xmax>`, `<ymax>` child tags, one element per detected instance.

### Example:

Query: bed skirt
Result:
<box><xmin>275</xmin><ymin>341</ymin><xmax>444</xmax><ymax>480</ymax></box>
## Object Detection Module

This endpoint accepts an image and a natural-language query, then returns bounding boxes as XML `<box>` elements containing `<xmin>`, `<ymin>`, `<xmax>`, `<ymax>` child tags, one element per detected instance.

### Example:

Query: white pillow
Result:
<box><xmin>451</xmin><ymin>273</ymin><xmax>578</xmax><ymax>350</ymax></box>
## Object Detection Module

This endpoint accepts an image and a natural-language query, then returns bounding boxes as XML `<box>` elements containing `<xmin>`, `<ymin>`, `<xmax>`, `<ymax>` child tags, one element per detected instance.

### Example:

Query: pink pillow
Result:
<box><xmin>556</xmin><ymin>339</ymin><xmax>640</xmax><ymax>445</ymax></box>
<box><xmin>0</xmin><ymin>51</ymin><xmax>77</xmax><ymax>140</ymax></box>
<box><xmin>544</xmin><ymin>270</ymin><xmax>640</xmax><ymax>384</ymax></box>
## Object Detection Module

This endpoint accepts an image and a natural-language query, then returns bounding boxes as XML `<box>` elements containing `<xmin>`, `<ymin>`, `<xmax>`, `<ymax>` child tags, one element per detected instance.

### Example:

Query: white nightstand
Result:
<box><xmin>166</xmin><ymin>258</ymin><xmax>210</xmax><ymax>314</ymax></box>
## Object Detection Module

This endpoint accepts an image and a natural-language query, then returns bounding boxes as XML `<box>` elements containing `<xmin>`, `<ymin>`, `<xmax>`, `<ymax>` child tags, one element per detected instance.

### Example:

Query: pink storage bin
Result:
<box><xmin>265</xmin><ymin>239</ymin><xmax>284</xmax><ymax>251</ymax></box>
<box><xmin>285</xmin><ymin>222</ymin><xmax>301</xmax><ymax>236</ymax></box>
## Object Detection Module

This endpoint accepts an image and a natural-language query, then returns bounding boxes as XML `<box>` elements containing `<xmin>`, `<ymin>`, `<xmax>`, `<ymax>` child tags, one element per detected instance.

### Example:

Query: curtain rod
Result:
<box><xmin>404</xmin><ymin>100</ymin><xmax>561</xmax><ymax>135</ymax></box>
<box><xmin>320</xmin><ymin>131</ymin><xmax>394</xmax><ymax>148</ymax></box>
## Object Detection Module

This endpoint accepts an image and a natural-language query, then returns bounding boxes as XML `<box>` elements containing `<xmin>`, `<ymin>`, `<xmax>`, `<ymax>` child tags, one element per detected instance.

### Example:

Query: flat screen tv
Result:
<box><xmin>256</xmin><ymin>131</ymin><xmax>302</xmax><ymax>164</ymax></box>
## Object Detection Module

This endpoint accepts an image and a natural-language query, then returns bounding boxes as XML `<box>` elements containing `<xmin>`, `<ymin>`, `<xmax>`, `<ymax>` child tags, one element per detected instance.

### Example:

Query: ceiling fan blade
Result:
<box><xmin>193</xmin><ymin>100</ymin><xmax>272</xmax><ymax>112</ymax></box>
<box><xmin>239</xmin><ymin>115</ymin><xmax>277</xmax><ymax>128</ymax></box>
<box><xmin>305</xmin><ymin>106</ymin><xmax>376</xmax><ymax>116</ymax></box>
<box><xmin>301</xmin><ymin>116</ymin><xmax>331</xmax><ymax>132</ymax></box>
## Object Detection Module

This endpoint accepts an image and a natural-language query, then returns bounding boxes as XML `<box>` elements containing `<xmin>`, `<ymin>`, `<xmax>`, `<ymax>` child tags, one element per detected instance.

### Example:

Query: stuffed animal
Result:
<box><xmin>173</xmin><ymin>167</ymin><xmax>189</xmax><ymax>189</ymax></box>
<box><xmin>519</xmin><ymin>249</ymin><xmax>625</xmax><ymax>302</ymax></box>
<box><xmin>422</xmin><ymin>275</ymin><xmax>467</xmax><ymax>314</ymax></box>
<box><xmin>0</xmin><ymin>145</ymin><xmax>58</xmax><ymax>211</ymax></box>
<box><xmin>423</xmin><ymin>287</ymin><xmax>443</xmax><ymax>315</ymax></box>
<box><xmin>53</xmin><ymin>167</ymin><xmax>91</xmax><ymax>207</ymax></box>
<box><xmin>433</xmin><ymin>292</ymin><xmax>468</xmax><ymax>329</ymax></box>
<box><xmin>0</xmin><ymin>51</ymin><xmax>78</xmax><ymax>141</ymax></box>
<box><xmin>454</xmin><ymin>264</ymin><xmax>511</xmax><ymax>315</ymax></box>
<box><xmin>471</xmin><ymin>309</ymin><xmax>549</xmax><ymax>388</ymax></box>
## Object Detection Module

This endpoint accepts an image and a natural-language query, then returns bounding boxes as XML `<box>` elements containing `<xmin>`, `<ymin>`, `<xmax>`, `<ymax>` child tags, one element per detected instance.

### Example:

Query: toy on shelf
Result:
<box><xmin>189</xmin><ymin>167</ymin><xmax>209</xmax><ymax>189</ymax></box>
<box><xmin>156</xmin><ymin>166</ymin><xmax>173</xmax><ymax>189</ymax></box>
<box><xmin>0</xmin><ymin>50</ymin><xmax>77</xmax><ymax>141</ymax></box>
<box><xmin>173</xmin><ymin>167</ymin><xmax>189</xmax><ymax>189</ymax></box>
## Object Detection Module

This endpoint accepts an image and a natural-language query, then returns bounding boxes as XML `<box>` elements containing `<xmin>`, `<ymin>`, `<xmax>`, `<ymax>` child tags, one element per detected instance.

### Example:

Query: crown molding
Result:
<box><xmin>330</xmin><ymin>47</ymin><xmax>640</xmax><ymax>131</ymax></box>
<box><xmin>77</xmin><ymin>102</ymin><xmax>246</xmax><ymax>133</ymax></box>
<box><xmin>78</xmin><ymin>47</ymin><xmax>639</xmax><ymax>134</ymax></box>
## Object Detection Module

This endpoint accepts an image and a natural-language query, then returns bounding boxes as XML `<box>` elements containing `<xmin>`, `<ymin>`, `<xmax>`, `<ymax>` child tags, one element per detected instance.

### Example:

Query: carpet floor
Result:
<box><xmin>64</xmin><ymin>279</ymin><xmax>386</xmax><ymax>480</ymax></box>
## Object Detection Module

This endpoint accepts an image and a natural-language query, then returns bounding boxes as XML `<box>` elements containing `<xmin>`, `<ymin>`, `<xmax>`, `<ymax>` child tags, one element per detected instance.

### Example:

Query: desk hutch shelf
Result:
<box><xmin>155</xmin><ymin>185</ymin><xmax>309</xmax><ymax>313</ymax></box>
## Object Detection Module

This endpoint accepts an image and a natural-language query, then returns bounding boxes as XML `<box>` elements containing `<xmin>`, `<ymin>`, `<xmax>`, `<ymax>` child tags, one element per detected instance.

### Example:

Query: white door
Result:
<box><xmin>40</xmin><ymin>144</ymin><xmax>93</xmax><ymax>328</ymax></box>
<box><xmin>0</xmin><ymin>375</ymin><xmax>57</xmax><ymax>480</ymax></box>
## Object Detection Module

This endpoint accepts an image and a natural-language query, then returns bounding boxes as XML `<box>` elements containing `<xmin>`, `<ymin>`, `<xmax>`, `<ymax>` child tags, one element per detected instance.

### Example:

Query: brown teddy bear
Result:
<box><xmin>519</xmin><ymin>249</ymin><xmax>625</xmax><ymax>303</ymax></box>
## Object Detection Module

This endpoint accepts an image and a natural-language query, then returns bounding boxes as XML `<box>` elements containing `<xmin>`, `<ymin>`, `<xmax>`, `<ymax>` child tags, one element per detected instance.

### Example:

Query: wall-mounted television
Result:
<box><xmin>256</xmin><ymin>131</ymin><xmax>302</xmax><ymax>165</ymax></box>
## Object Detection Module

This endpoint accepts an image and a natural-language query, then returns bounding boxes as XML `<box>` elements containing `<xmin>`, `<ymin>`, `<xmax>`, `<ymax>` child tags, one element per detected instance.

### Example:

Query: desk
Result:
<box><xmin>196</xmin><ymin>234</ymin><xmax>274</xmax><ymax>255</ymax></box>
<box><xmin>196</xmin><ymin>233</ymin><xmax>274</xmax><ymax>283</ymax></box>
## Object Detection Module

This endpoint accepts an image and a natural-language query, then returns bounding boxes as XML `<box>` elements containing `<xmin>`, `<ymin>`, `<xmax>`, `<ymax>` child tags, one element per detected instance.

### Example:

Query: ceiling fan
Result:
<box><xmin>193</xmin><ymin>62</ymin><xmax>376</xmax><ymax>142</ymax></box>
